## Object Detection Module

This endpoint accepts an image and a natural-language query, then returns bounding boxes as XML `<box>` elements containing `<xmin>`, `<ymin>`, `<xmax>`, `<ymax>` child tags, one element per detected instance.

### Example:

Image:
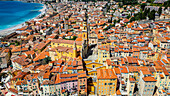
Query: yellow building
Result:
<box><xmin>50</xmin><ymin>39</ymin><xmax>83</xmax><ymax>61</ymax></box>
<box><xmin>88</xmin><ymin>31</ymin><xmax>98</xmax><ymax>45</ymax></box>
<box><xmin>98</xmin><ymin>45</ymin><xmax>110</xmax><ymax>64</ymax></box>
<box><xmin>154</xmin><ymin>66</ymin><xmax>170</xmax><ymax>90</ymax></box>
<box><xmin>153</xmin><ymin>35</ymin><xmax>168</xmax><ymax>50</ymax></box>
<box><xmin>84</xmin><ymin>60</ymin><xmax>106</xmax><ymax>95</ymax></box>
<box><xmin>10</xmin><ymin>72</ymin><xmax>27</xmax><ymax>89</ymax></box>
<box><xmin>127</xmin><ymin>78</ymin><xmax>135</xmax><ymax>95</ymax></box>
<box><xmin>97</xmin><ymin>69</ymin><xmax>117</xmax><ymax>95</ymax></box>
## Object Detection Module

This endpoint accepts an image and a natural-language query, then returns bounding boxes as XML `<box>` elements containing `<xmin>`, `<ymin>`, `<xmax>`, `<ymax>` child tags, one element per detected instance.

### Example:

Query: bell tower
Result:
<box><xmin>73</xmin><ymin>42</ymin><xmax>77</xmax><ymax>58</ymax></box>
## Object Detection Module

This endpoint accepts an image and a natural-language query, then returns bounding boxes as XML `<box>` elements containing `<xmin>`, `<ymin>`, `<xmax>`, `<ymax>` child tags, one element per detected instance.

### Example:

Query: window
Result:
<box><xmin>92</xmin><ymin>65</ymin><xmax>95</xmax><ymax>68</ymax></box>
<box><xmin>112</xmin><ymin>83</ymin><xmax>115</xmax><ymax>85</ymax></box>
<box><xmin>105</xmin><ymin>83</ymin><xmax>107</xmax><ymax>85</ymax></box>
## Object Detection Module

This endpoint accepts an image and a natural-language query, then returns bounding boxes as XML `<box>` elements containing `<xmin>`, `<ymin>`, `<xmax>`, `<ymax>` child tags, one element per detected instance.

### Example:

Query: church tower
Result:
<box><xmin>73</xmin><ymin>42</ymin><xmax>77</xmax><ymax>58</ymax></box>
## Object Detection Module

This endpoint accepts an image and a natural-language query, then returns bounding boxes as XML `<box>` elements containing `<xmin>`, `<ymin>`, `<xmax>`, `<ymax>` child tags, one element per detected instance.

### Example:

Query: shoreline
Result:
<box><xmin>0</xmin><ymin>2</ymin><xmax>46</xmax><ymax>38</ymax></box>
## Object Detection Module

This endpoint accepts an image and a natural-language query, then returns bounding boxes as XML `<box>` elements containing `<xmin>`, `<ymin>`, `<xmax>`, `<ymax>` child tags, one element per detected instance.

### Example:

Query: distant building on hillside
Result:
<box><xmin>0</xmin><ymin>49</ymin><xmax>10</xmax><ymax>69</ymax></box>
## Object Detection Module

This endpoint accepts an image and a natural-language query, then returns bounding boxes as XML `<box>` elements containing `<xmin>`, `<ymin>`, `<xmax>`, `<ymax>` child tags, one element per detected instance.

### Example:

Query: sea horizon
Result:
<box><xmin>0</xmin><ymin>1</ymin><xmax>43</xmax><ymax>31</ymax></box>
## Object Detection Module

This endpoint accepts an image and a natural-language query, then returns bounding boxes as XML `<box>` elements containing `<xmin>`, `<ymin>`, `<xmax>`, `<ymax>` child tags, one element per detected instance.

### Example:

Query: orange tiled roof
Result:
<box><xmin>8</xmin><ymin>88</ymin><xmax>18</xmax><ymax>94</ymax></box>
<box><xmin>51</xmin><ymin>39</ymin><xmax>82</xmax><ymax>45</ymax></box>
<box><xmin>97</xmin><ymin>69</ymin><xmax>117</xmax><ymax>79</ymax></box>
<box><xmin>119</xmin><ymin>66</ymin><xmax>128</xmax><ymax>73</ymax></box>
<box><xmin>33</xmin><ymin>51</ymin><xmax>49</xmax><ymax>61</ymax></box>
<box><xmin>129</xmin><ymin>78</ymin><xmax>135</xmax><ymax>82</ymax></box>
<box><xmin>142</xmin><ymin>77</ymin><xmax>157</xmax><ymax>82</ymax></box>
<box><xmin>116</xmin><ymin>89</ymin><xmax>121</xmax><ymax>95</ymax></box>
<box><xmin>114</xmin><ymin>68</ymin><xmax>121</xmax><ymax>74</ymax></box>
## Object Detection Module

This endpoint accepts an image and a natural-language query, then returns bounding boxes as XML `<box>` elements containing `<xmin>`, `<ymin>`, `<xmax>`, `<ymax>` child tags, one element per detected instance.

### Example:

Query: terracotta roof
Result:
<box><xmin>33</xmin><ymin>43</ymin><xmax>47</xmax><ymax>50</ymax></box>
<box><xmin>33</xmin><ymin>51</ymin><xmax>49</xmax><ymax>61</ymax></box>
<box><xmin>119</xmin><ymin>66</ymin><xmax>128</xmax><ymax>73</ymax></box>
<box><xmin>142</xmin><ymin>77</ymin><xmax>157</xmax><ymax>82</ymax></box>
<box><xmin>8</xmin><ymin>88</ymin><xmax>18</xmax><ymax>94</ymax></box>
<box><xmin>51</xmin><ymin>39</ymin><xmax>82</xmax><ymax>45</ymax></box>
<box><xmin>55</xmin><ymin>74</ymin><xmax>60</xmax><ymax>84</ymax></box>
<box><xmin>42</xmin><ymin>80</ymin><xmax>50</xmax><ymax>85</ymax></box>
<box><xmin>97</xmin><ymin>69</ymin><xmax>117</xmax><ymax>79</ymax></box>
<box><xmin>60</xmin><ymin>73</ymin><xmax>77</xmax><ymax>78</ymax></box>
<box><xmin>128</xmin><ymin>66</ymin><xmax>138</xmax><ymax>72</ymax></box>
<box><xmin>129</xmin><ymin>78</ymin><xmax>135</xmax><ymax>82</ymax></box>
<box><xmin>43</xmin><ymin>72</ymin><xmax>50</xmax><ymax>79</ymax></box>
<box><xmin>114</xmin><ymin>68</ymin><xmax>121</xmax><ymax>74</ymax></box>
<box><xmin>16</xmin><ymin>80</ymin><xmax>22</xmax><ymax>85</ymax></box>
<box><xmin>78</xmin><ymin>74</ymin><xmax>86</xmax><ymax>78</ymax></box>
<box><xmin>106</xmin><ymin>59</ymin><xmax>115</xmax><ymax>66</ymax></box>
<box><xmin>162</xmin><ymin>59</ymin><xmax>169</xmax><ymax>64</ymax></box>
<box><xmin>116</xmin><ymin>89</ymin><xmax>121</xmax><ymax>95</ymax></box>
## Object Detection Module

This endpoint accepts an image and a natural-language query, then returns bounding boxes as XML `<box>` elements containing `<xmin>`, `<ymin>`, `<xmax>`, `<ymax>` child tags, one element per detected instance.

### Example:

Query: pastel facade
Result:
<box><xmin>97</xmin><ymin>69</ymin><xmax>117</xmax><ymax>95</ymax></box>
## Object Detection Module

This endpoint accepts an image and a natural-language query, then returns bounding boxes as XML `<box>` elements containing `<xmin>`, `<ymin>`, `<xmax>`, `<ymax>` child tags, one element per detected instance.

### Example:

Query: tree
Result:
<box><xmin>148</xmin><ymin>10</ymin><xmax>155</xmax><ymax>20</ymax></box>
<box><xmin>142</xmin><ymin>12</ymin><xmax>146</xmax><ymax>19</ymax></box>
<box><xmin>147</xmin><ymin>0</ymin><xmax>154</xmax><ymax>3</ymax></box>
<box><xmin>158</xmin><ymin>7</ymin><xmax>162</xmax><ymax>17</ymax></box>
<box><xmin>144</xmin><ymin>9</ymin><xmax>148</xmax><ymax>16</ymax></box>
<box><xmin>108</xmin><ymin>19</ymin><xmax>112</xmax><ymax>23</ymax></box>
<box><xmin>164</xmin><ymin>0</ymin><xmax>170</xmax><ymax>9</ymax></box>
<box><xmin>130</xmin><ymin>17</ymin><xmax>135</xmax><ymax>22</ymax></box>
<box><xmin>139</xmin><ymin>12</ymin><xmax>143</xmax><ymax>20</ymax></box>
<box><xmin>127</xmin><ymin>14</ymin><xmax>131</xmax><ymax>19</ymax></box>
<box><xmin>136</xmin><ymin>14</ymin><xmax>140</xmax><ymax>21</ymax></box>
<box><xmin>117</xmin><ymin>19</ymin><xmax>121</xmax><ymax>23</ymax></box>
<box><xmin>141</xmin><ymin>3</ymin><xmax>146</xmax><ymax>11</ymax></box>
<box><xmin>113</xmin><ymin>20</ymin><xmax>117</xmax><ymax>26</ymax></box>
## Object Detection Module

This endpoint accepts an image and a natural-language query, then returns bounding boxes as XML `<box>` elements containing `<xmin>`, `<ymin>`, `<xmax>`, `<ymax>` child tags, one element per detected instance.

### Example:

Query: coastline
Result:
<box><xmin>0</xmin><ymin>2</ymin><xmax>46</xmax><ymax>38</ymax></box>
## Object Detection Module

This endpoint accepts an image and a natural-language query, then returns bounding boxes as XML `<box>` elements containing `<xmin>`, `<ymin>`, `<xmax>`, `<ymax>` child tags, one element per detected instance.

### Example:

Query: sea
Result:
<box><xmin>0</xmin><ymin>1</ymin><xmax>43</xmax><ymax>31</ymax></box>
